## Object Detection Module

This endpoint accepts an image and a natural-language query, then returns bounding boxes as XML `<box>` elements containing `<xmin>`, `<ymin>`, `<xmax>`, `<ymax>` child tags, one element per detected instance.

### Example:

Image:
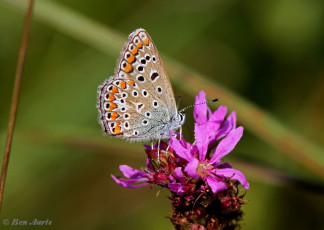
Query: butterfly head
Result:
<box><xmin>168</xmin><ymin>111</ymin><xmax>186</xmax><ymax>133</ymax></box>
<box><xmin>178</xmin><ymin>111</ymin><xmax>186</xmax><ymax>126</ymax></box>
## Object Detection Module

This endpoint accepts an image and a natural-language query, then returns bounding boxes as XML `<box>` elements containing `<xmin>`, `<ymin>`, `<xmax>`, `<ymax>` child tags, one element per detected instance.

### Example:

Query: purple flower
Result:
<box><xmin>170</xmin><ymin>125</ymin><xmax>249</xmax><ymax>193</ymax></box>
<box><xmin>194</xmin><ymin>91</ymin><xmax>237</xmax><ymax>144</ymax></box>
<box><xmin>110</xmin><ymin>90</ymin><xmax>250</xmax><ymax>229</ymax></box>
<box><xmin>111</xmin><ymin>90</ymin><xmax>249</xmax><ymax>194</ymax></box>
<box><xmin>111</xmin><ymin>165</ymin><xmax>151</xmax><ymax>188</ymax></box>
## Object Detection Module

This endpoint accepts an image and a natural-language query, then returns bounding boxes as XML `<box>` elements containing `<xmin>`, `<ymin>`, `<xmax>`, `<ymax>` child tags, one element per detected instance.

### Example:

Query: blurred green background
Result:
<box><xmin>1</xmin><ymin>0</ymin><xmax>324</xmax><ymax>229</ymax></box>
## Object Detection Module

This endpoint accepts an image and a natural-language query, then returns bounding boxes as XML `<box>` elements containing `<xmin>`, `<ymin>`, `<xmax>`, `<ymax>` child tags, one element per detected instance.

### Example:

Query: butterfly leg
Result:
<box><xmin>166</xmin><ymin>132</ymin><xmax>176</xmax><ymax>152</ymax></box>
<box><xmin>157</xmin><ymin>136</ymin><xmax>161</xmax><ymax>163</ymax></box>
<box><xmin>166</xmin><ymin>144</ymin><xmax>170</xmax><ymax>152</ymax></box>
<box><xmin>179</xmin><ymin>126</ymin><xmax>183</xmax><ymax>140</ymax></box>
<box><xmin>150</xmin><ymin>139</ymin><xmax>154</xmax><ymax>150</ymax></box>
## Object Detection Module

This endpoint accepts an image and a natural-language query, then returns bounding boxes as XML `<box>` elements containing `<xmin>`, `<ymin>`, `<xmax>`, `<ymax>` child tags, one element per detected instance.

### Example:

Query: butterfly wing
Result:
<box><xmin>97</xmin><ymin>28</ymin><xmax>178</xmax><ymax>141</ymax></box>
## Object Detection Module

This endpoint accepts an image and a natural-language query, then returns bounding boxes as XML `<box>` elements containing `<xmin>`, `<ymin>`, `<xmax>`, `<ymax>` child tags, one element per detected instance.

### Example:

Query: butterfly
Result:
<box><xmin>97</xmin><ymin>28</ymin><xmax>185</xmax><ymax>142</ymax></box>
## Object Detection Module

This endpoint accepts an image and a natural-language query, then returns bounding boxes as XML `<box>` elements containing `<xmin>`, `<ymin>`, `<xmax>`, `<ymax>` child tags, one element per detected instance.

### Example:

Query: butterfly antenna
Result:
<box><xmin>179</xmin><ymin>98</ymin><xmax>219</xmax><ymax>113</ymax></box>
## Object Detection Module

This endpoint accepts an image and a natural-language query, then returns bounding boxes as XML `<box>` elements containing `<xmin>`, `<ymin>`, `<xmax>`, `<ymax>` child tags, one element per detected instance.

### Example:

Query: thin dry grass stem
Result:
<box><xmin>0</xmin><ymin>0</ymin><xmax>34</xmax><ymax>214</ymax></box>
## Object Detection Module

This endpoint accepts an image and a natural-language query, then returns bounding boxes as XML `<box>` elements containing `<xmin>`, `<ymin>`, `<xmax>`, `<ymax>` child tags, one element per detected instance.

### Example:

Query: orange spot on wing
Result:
<box><xmin>110</xmin><ymin>112</ymin><xmax>119</xmax><ymax>120</ymax></box>
<box><xmin>130</xmin><ymin>46</ymin><xmax>138</xmax><ymax>55</ymax></box>
<box><xmin>117</xmin><ymin>133</ymin><xmax>123</xmax><ymax>136</ymax></box>
<box><xmin>110</xmin><ymin>86</ymin><xmax>118</xmax><ymax>93</ymax></box>
<box><xmin>127</xmin><ymin>80</ymin><xmax>135</xmax><ymax>86</ymax></box>
<box><xmin>119</xmin><ymin>81</ymin><xmax>126</xmax><ymax>89</ymax></box>
<box><xmin>108</xmin><ymin>102</ymin><xmax>117</xmax><ymax>110</ymax></box>
<box><xmin>114</xmin><ymin>125</ymin><xmax>121</xmax><ymax>134</ymax></box>
<box><xmin>136</xmin><ymin>41</ymin><xmax>143</xmax><ymax>49</ymax></box>
<box><xmin>143</xmin><ymin>38</ymin><xmax>149</xmax><ymax>46</ymax></box>
<box><xmin>127</xmin><ymin>55</ymin><xmax>135</xmax><ymax>63</ymax></box>
<box><xmin>124</xmin><ymin>64</ymin><xmax>133</xmax><ymax>73</ymax></box>
<box><xmin>108</xmin><ymin>94</ymin><xmax>115</xmax><ymax>101</ymax></box>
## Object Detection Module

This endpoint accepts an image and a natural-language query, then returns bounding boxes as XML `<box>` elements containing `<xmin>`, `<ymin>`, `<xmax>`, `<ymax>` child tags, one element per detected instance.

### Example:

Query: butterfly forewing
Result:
<box><xmin>98</xmin><ymin>28</ymin><xmax>178</xmax><ymax>141</ymax></box>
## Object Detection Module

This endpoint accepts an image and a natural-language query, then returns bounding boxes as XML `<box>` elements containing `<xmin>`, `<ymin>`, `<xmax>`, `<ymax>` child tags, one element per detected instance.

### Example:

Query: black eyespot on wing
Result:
<box><xmin>151</xmin><ymin>72</ymin><xmax>159</xmax><ymax>81</ymax></box>
<box><xmin>138</xmin><ymin>66</ymin><xmax>143</xmax><ymax>71</ymax></box>
<box><xmin>137</xmin><ymin>75</ymin><xmax>145</xmax><ymax>82</ymax></box>
<box><xmin>138</xmin><ymin>103</ymin><xmax>144</xmax><ymax>110</ymax></box>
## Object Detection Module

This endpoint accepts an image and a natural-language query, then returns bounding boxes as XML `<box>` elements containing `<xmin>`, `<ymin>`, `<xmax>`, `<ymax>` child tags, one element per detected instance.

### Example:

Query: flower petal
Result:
<box><xmin>205</xmin><ymin>106</ymin><xmax>227</xmax><ymax>142</ymax></box>
<box><xmin>169</xmin><ymin>134</ymin><xmax>193</xmax><ymax>162</ymax></box>
<box><xmin>144</xmin><ymin>144</ymin><xmax>152</xmax><ymax>150</ymax></box>
<box><xmin>168</xmin><ymin>182</ymin><xmax>186</xmax><ymax>195</ymax></box>
<box><xmin>216</xmin><ymin>111</ymin><xmax>237</xmax><ymax>140</ymax></box>
<box><xmin>174</xmin><ymin>167</ymin><xmax>186</xmax><ymax>184</ymax></box>
<box><xmin>119</xmin><ymin>165</ymin><xmax>148</xmax><ymax>179</ymax></box>
<box><xmin>111</xmin><ymin>174</ymin><xmax>149</xmax><ymax>188</ymax></box>
<box><xmin>206</xmin><ymin>175</ymin><xmax>227</xmax><ymax>193</ymax></box>
<box><xmin>194</xmin><ymin>123</ymin><xmax>209</xmax><ymax>161</ymax></box>
<box><xmin>210</xmin><ymin>126</ymin><xmax>244</xmax><ymax>164</ymax></box>
<box><xmin>184</xmin><ymin>158</ymin><xmax>199</xmax><ymax>179</ymax></box>
<box><xmin>146</xmin><ymin>158</ymin><xmax>154</xmax><ymax>172</ymax></box>
<box><xmin>194</xmin><ymin>91</ymin><xmax>208</xmax><ymax>125</ymax></box>
<box><xmin>215</xmin><ymin>168</ymin><xmax>250</xmax><ymax>189</ymax></box>
<box><xmin>209</xmin><ymin>105</ymin><xmax>227</xmax><ymax>123</ymax></box>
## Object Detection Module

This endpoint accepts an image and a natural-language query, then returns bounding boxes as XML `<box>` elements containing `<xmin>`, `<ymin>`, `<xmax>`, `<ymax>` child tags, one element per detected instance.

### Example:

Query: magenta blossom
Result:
<box><xmin>194</xmin><ymin>91</ymin><xmax>237</xmax><ymax>144</ymax></box>
<box><xmin>111</xmin><ymin>91</ymin><xmax>249</xmax><ymax>193</ymax></box>
<box><xmin>110</xmin><ymin>90</ymin><xmax>250</xmax><ymax>229</ymax></box>
<box><xmin>170</xmin><ymin>125</ymin><xmax>249</xmax><ymax>193</ymax></box>
<box><xmin>111</xmin><ymin>165</ymin><xmax>151</xmax><ymax>188</ymax></box>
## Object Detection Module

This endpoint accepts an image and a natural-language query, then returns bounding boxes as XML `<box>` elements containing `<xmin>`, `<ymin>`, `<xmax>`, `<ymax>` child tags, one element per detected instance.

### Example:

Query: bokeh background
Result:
<box><xmin>1</xmin><ymin>0</ymin><xmax>324</xmax><ymax>229</ymax></box>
